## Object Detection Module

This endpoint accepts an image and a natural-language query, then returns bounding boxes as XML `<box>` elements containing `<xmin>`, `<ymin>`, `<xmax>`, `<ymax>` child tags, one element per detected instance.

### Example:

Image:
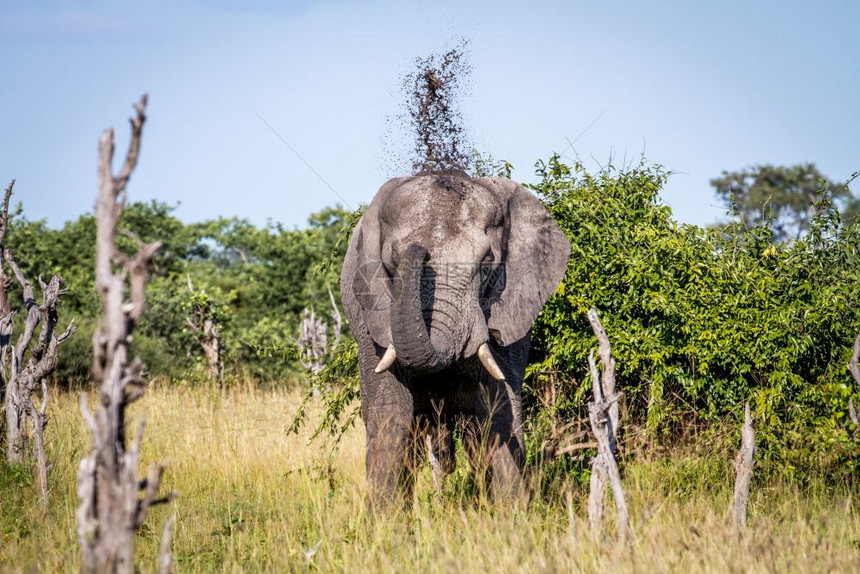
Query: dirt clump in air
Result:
<box><xmin>404</xmin><ymin>43</ymin><xmax>472</xmax><ymax>174</ymax></box>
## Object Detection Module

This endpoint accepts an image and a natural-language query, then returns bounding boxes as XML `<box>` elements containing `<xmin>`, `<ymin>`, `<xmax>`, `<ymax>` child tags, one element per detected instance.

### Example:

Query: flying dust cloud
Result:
<box><xmin>381</xmin><ymin>41</ymin><xmax>474</xmax><ymax>177</ymax></box>
<box><xmin>404</xmin><ymin>43</ymin><xmax>472</xmax><ymax>173</ymax></box>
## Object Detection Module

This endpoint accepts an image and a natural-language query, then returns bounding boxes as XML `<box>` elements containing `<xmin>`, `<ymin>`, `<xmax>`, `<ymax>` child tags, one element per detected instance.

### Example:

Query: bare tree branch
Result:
<box><xmin>159</xmin><ymin>515</ymin><xmax>176</xmax><ymax>574</ymax></box>
<box><xmin>77</xmin><ymin>94</ymin><xmax>175</xmax><ymax>574</ymax></box>
<box><xmin>29</xmin><ymin>377</ymin><xmax>50</xmax><ymax>507</ymax></box>
<box><xmin>732</xmin><ymin>403</ymin><xmax>756</xmax><ymax>530</ymax></box>
<box><xmin>0</xmin><ymin>182</ymin><xmax>75</xmax><ymax>507</ymax></box>
<box><xmin>328</xmin><ymin>285</ymin><xmax>342</xmax><ymax>345</ymax></box>
<box><xmin>5</xmin><ymin>249</ymin><xmax>40</xmax><ymax>362</ymax></box>
<box><xmin>555</xmin><ymin>441</ymin><xmax>598</xmax><ymax>457</ymax></box>
<box><xmin>588</xmin><ymin>308</ymin><xmax>619</xmax><ymax>452</ymax></box>
<box><xmin>0</xmin><ymin>179</ymin><xmax>14</xmax><ymax>247</ymax></box>
<box><xmin>57</xmin><ymin>319</ymin><xmax>76</xmax><ymax>344</ymax></box>
<box><xmin>79</xmin><ymin>394</ymin><xmax>99</xmax><ymax>439</ymax></box>
<box><xmin>0</xmin><ymin>181</ymin><xmax>14</xmax><ymax>320</ymax></box>
<box><xmin>296</xmin><ymin>307</ymin><xmax>328</xmax><ymax>376</ymax></box>
<box><xmin>585</xmin><ymin>309</ymin><xmax>629</xmax><ymax>548</ymax></box>
<box><xmin>115</xmin><ymin>95</ymin><xmax>148</xmax><ymax>198</ymax></box>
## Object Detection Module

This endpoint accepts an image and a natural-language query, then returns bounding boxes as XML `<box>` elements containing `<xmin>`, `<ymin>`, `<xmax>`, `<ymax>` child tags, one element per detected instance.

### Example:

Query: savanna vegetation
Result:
<box><xmin>2</xmin><ymin>200</ymin><xmax>355</xmax><ymax>385</ymax></box>
<box><xmin>0</xmin><ymin>382</ymin><xmax>857</xmax><ymax>572</ymax></box>
<box><xmin>1</xmin><ymin>154</ymin><xmax>859</xmax><ymax>571</ymax></box>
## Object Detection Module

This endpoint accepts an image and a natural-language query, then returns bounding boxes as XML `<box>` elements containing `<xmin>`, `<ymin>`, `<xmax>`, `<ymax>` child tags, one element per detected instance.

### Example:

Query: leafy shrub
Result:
<box><xmin>528</xmin><ymin>155</ymin><xmax>860</xmax><ymax>479</ymax></box>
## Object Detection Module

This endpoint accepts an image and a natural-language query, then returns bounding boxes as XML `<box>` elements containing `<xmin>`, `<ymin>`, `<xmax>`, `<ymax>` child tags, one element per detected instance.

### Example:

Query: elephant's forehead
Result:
<box><xmin>382</xmin><ymin>175</ymin><xmax>501</xmax><ymax>231</ymax></box>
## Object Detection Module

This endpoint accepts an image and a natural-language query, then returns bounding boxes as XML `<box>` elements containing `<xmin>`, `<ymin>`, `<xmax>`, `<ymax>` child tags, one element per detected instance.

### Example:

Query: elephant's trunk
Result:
<box><xmin>390</xmin><ymin>244</ymin><xmax>449</xmax><ymax>373</ymax></box>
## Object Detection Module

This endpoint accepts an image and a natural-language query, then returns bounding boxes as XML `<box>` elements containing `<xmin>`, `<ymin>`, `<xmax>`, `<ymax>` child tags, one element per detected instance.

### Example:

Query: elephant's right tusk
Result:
<box><xmin>477</xmin><ymin>342</ymin><xmax>506</xmax><ymax>382</ymax></box>
<box><xmin>374</xmin><ymin>344</ymin><xmax>397</xmax><ymax>373</ymax></box>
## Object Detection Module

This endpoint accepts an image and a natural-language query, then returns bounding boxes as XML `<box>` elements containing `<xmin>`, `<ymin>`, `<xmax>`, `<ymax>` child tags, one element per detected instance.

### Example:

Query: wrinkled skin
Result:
<box><xmin>340</xmin><ymin>171</ymin><xmax>570</xmax><ymax>502</ymax></box>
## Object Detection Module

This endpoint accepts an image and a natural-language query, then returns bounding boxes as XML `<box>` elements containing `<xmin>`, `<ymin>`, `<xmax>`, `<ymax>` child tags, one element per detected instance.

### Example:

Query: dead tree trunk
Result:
<box><xmin>297</xmin><ymin>307</ymin><xmax>327</xmax><ymax>376</ymax></box>
<box><xmin>76</xmin><ymin>94</ymin><xmax>176</xmax><ymax>574</ymax></box>
<box><xmin>296</xmin><ymin>307</ymin><xmax>327</xmax><ymax>398</ymax></box>
<box><xmin>296</xmin><ymin>287</ymin><xmax>344</xmax><ymax>397</ymax></box>
<box><xmin>585</xmin><ymin>308</ymin><xmax>629</xmax><ymax>546</ymax></box>
<box><xmin>185</xmin><ymin>276</ymin><xmax>223</xmax><ymax>382</ymax></box>
<box><xmin>732</xmin><ymin>403</ymin><xmax>756</xmax><ymax>530</ymax></box>
<box><xmin>0</xmin><ymin>179</ymin><xmax>75</xmax><ymax>508</ymax></box>
<box><xmin>295</xmin><ymin>287</ymin><xmax>343</xmax><ymax>397</ymax></box>
<box><xmin>1</xmin><ymin>178</ymin><xmax>29</xmax><ymax>465</ymax></box>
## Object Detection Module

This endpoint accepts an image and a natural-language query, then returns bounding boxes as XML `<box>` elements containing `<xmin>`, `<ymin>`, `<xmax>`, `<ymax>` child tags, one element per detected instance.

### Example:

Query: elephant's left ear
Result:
<box><xmin>485</xmin><ymin>179</ymin><xmax>571</xmax><ymax>346</ymax></box>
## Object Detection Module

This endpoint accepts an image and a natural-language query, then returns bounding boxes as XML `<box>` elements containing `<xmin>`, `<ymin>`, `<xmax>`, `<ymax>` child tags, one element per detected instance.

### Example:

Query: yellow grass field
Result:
<box><xmin>1</xmin><ymin>380</ymin><xmax>858</xmax><ymax>573</ymax></box>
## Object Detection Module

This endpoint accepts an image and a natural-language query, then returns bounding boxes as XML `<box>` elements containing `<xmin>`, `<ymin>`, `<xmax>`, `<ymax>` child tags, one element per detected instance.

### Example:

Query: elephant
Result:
<box><xmin>340</xmin><ymin>170</ymin><xmax>570</xmax><ymax>502</ymax></box>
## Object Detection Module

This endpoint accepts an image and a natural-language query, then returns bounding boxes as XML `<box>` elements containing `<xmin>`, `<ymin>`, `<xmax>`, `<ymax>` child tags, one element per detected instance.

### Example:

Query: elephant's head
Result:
<box><xmin>343</xmin><ymin>171</ymin><xmax>570</xmax><ymax>379</ymax></box>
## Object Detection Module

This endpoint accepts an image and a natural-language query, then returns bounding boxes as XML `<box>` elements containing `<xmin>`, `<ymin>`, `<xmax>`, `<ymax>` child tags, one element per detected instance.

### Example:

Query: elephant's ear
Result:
<box><xmin>340</xmin><ymin>180</ymin><xmax>402</xmax><ymax>348</ymax></box>
<box><xmin>485</xmin><ymin>179</ymin><xmax>571</xmax><ymax>346</ymax></box>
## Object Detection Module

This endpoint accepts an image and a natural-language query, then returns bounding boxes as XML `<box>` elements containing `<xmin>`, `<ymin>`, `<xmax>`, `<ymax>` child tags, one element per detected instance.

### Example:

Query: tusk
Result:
<box><xmin>477</xmin><ymin>343</ymin><xmax>505</xmax><ymax>381</ymax></box>
<box><xmin>374</xmin><ymin>344</ymin><xmax>397</xmax><ymax>373</ymax></box>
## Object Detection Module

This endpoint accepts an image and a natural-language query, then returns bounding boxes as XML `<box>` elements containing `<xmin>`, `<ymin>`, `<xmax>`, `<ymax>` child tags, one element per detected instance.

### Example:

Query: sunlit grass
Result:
<box><xmin>1</xmin><ymin>379</ymin><xmax>858</xmax><ymax>572</ymax></box>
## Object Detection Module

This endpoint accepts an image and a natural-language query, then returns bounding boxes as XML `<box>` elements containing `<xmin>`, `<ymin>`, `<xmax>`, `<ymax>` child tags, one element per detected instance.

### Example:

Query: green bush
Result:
<box><xmin>528</xmin><ymin>154</ymin><xmax>860</xmax><ymax>479</ymax></box>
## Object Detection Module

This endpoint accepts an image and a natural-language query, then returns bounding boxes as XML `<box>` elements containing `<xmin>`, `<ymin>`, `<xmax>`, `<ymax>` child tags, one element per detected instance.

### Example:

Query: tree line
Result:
<box><xmin>4</xmin><ymin>200</ymin><xmax>354</xmax><ymax>385</ymax></box>
<box><xmin>5</xmin><ymin>155</ymin><xmax>859</xmax><ymax>481</ymax></box>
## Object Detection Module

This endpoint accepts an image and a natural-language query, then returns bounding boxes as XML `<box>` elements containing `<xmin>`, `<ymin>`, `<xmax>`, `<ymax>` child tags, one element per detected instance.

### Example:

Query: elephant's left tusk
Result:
<box><xmin>477</xmin><ymin>343</ymin><xmax>506</xmax><ymax>382</ymax></box>
<box><xmin>374</xmin><ymin>344</ymin><xmax>397</xmax><ymax>373</ymax></box>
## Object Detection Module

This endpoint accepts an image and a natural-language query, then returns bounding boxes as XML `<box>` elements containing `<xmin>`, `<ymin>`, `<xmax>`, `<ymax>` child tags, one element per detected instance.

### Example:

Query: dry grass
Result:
<box><xmin>1</xmin><ymin>380</ymin><xmax>858</xmax><ymax>572</ymax></box>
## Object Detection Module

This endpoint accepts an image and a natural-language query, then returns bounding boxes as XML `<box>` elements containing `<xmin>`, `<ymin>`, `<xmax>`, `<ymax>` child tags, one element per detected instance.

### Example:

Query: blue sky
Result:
<box><xmin>1</xmin><ymin>0</ymin><xmax>857</xmax><ymax>229</ymax></box>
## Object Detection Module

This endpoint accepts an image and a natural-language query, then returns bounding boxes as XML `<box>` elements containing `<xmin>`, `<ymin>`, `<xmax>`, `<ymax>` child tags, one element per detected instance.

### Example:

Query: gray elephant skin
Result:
<box><xmin>340</xmin><ymin>170</ymin><xmax>570</xmax><ymax>501</ymax></box>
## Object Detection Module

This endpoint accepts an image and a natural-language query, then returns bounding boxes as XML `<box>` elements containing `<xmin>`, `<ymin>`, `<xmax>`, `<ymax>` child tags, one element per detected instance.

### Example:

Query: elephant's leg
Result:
<box><xmin>490</xmin><ymin>381</ymin><xmax>526</xmax><ymax>500</ymax></box>
<box><xmin>469</xmin><ymin>380</ymin><xmax>526</xmax><ymax>500</ymax></box>
<box><xmin>362</xmin><ymin>373</ymin><xmax>414</xmax><ymax>505</ymax></box>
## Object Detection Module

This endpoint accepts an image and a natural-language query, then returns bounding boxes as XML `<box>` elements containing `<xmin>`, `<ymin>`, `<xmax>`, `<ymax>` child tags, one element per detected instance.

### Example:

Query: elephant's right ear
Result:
<box><xmin>340</xmin><ymin>181</ymin><xmax>400</xmax><ymax>348</ymax></box>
